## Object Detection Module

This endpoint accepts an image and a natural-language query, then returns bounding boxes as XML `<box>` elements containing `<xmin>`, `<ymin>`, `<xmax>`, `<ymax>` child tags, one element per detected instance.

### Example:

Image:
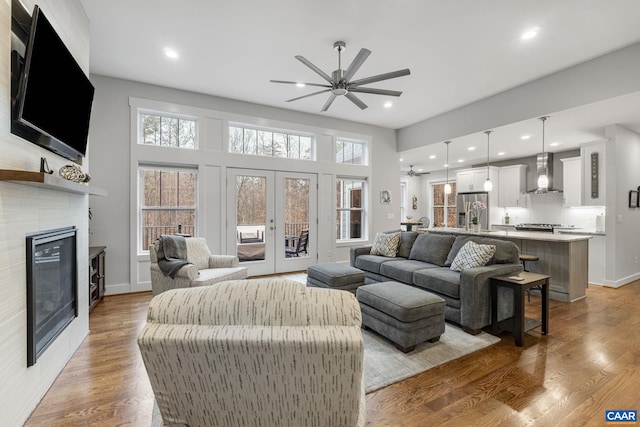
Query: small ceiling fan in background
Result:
<box><xmin>270</xmin><ymin>41</ymin><xmax>410</xmax><ymax>112</ymax></box>
<box><xmin>406</xmin><ymin>165</ymin><xmax>428</xmax><ymax>177</ymax></box>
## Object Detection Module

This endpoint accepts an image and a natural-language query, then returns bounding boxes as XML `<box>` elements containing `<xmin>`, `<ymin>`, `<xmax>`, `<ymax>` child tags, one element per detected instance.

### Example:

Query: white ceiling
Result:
<box><xmin>80</xmin><ymin>0</ymin><xmax>640</xmax><ymax>172</ymax></box>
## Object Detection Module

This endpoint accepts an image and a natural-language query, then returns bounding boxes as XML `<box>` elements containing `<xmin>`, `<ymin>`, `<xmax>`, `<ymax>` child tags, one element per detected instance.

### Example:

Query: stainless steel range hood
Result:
<box><xmin>527</xmin><ymin>152</ymin><xmax>562</xmax><ymax>193</ymax></box>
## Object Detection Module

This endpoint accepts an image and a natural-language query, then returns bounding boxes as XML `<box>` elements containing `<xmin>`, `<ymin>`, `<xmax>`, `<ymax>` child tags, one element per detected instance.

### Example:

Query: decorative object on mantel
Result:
<box><xmin>59</xmin><ymin>164</ymin><xmax>91</xmax><ymax>183</ymax></box>
<box><xmin>40</xmin><ymin>157</ymin><xmax>54</xmax><ymax>174</ymax></box>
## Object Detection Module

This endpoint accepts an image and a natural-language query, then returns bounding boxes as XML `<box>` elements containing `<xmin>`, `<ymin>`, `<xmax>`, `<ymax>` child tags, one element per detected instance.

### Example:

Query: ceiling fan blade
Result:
<box><xmin>285</xmin><ymin>89</ymin><xmax>331</xmax><ymax>103</ymax></box>
<box><xmin>349</xmin><ymin>68</ymin><xmax>411</xmax><ymax>87</ymax></box>
<box><xmin>270</xmin><ymin>80</ymin><xmax>331</xmax><ymax>88</ymax></box>
<box><xmin>345</xmin><ymin>92</ymin><xmax>368</xmax><ymax>110</ymax></box>
<box><xmin>349</xmin><ymin>87</ymin><xmax>403</xmax><ymax>97</ymax></box>
<box><xmin>343</xmin><ymin>48</ymin><xmax>371</xmax><ymax>81</ymax></box>
<box><xmin>295</xmin><ymin>55</ymin><xmax>333</xmax><ymax>83</ymax></box>
<box><xmin>321</xmin><ymin>94</ymin><xmax>337</xmax><ymax>112</ymax></box>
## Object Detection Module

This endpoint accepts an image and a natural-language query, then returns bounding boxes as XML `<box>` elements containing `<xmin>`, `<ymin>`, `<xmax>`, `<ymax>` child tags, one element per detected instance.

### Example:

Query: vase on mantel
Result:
<box><xmin>472</xmin><ymin>224</ymin><xmax>481</xmax><ymax>232</ymax></box>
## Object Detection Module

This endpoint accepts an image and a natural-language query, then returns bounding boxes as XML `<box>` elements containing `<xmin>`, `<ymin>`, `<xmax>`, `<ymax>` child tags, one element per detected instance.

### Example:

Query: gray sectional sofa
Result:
<box><xmin>350</xmin><ymin>232</ymin><xmax>524</xmax><ymax>334</ymax></box>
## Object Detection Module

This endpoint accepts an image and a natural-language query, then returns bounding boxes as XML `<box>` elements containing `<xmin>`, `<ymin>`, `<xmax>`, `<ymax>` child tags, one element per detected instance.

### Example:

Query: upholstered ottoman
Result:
<box><xmin>356</xmin><ymin>281</ymin><xmax>445</xmax><ymax>353</ymax></box>
<box><xmin>307</xmin><ymin>262</ymin><xmax>365</xmax><ymax>293</ymax></box>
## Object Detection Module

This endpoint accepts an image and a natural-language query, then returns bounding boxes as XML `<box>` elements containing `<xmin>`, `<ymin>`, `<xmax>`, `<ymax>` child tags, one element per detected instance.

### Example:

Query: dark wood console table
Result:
<box><xmin>490</xmin><ymin>272</ymin><xmax>550</xmax><ymax>346</ymax></box>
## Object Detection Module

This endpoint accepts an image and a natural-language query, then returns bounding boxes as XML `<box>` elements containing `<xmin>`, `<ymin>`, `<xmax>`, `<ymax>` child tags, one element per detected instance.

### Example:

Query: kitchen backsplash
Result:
<box><xmin>498</xmin><ymin>192</ymin><xmax>605</xmax><ymax>231</ymax></box>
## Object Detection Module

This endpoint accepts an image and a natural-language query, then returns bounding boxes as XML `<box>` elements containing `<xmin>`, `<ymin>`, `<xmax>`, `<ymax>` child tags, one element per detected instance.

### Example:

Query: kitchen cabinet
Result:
<box><xmin>456</xmin><ymin>167</ymin><xmax>499</xmax><ymax>193</ymax></box>
<box><xmin>581</xmin><ymin>142</ymin><xmax>606</xmax><ymax>206</ymax></box>
<box><xmin>498</xmin><ymin>165</ymin><xmax>527</xmax><ymax>207</ymax></box>
<box><xmin>561</xmin><ymin>157</ymin><xmax>581</xmax><ymax>206</ymax></box>
<box><xmin>588</xmin><ymin>235</ymin><xmax>605</xmax><ymax>285</ymax></box>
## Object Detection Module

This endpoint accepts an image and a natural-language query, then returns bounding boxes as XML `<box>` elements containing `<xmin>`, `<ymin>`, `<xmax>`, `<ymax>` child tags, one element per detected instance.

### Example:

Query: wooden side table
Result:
<box><xmin>490</xmin><ymin>271</ymin><xmax>550</xmax><ymax>346</ymax></box>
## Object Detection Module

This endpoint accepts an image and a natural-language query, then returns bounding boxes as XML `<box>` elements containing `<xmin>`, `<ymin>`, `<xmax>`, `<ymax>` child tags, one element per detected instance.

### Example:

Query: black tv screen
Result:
<box><xmin>16</xmin><ymin>5</ymin><xmax>94</xmax><ymax>161</ymax></box>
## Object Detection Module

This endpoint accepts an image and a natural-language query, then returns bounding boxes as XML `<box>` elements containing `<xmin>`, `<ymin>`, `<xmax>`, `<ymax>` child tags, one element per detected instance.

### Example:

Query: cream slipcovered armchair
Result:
<box><xmin>138</xmin><ymin>279</ymin><xmax>366</xmax><ymax>427</ymax></box>
<box><xmin>149</xmin><ymin>237</ymin><xmax>247</xmax><ymax>296</ymax></box>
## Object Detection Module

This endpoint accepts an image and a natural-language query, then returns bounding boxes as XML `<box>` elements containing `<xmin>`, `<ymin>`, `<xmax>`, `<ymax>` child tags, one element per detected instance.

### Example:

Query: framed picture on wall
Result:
<box><xmin>380</xmin><ymin>190</ymin><xmax>391</xmax><ymax>204</ymax></box>
<box><xmin>629</xmin><ymin>190</ymin><xmax>638</xmax><ymax>208</ymax></box>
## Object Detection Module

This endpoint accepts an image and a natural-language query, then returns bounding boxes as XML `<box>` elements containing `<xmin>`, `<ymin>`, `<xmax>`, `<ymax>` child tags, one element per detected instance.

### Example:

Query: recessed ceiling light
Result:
<box><xmin>521</xmin><ymin>27</ymin><xmax>539</xmax><ymax>40</ymax></box>
<box><xmin>417</xmin><ymin>168</ymin><xmax>423</xmax><ymax>172</ymax></box>
<box><xmin>497</xmin><ymin>152</ymin><xmax>505</xmax><ymax>156</ymax></box>
<box><xmin>521</xmin><ymin>135</ymin><xmax>531</xmax><ymax>140</ymax></box>
<box><xmin>457</xmin><ymin>159</ymin><xmax>464</xmax><ymax>163</ymax></box>
<box><xmin>443</xmin><ymin>163</ymin><xmax>449</xmax><ymax>168</ymax></box>
<box><xmin>164</xmin><ymin>48</ymin><xmax>179</xmax><ymax>59</ymax></box>
<box><xmin>399</xmin><ymin>158</ymin><xmax>404</xmax><ymax>162</ymax></box>
<box><xmin>429</xmin><ymin>155</ymin><xmax>436</xmax><ymax>159</ymax></box>
<box><xmin>550</xmin><ymin>142</ymin><xmax>559</xmax><ymax>147</ymax></box>
<box><xmin>467</xmin><ymin>146</ymin><xmax>476</xmax><ymax>151</ymax></box>
<box><xmin>296</xmin><ymin>82</ymin><xmax>306</xmax><ymax>88</ymax></box>
<box><xmin>384</xmin><ymin>101</ymin><xmax>393</xmax><ymax>108</ymax></box>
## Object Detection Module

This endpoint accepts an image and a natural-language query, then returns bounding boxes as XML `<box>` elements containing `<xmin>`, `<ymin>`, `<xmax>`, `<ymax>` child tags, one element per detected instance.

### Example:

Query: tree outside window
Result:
<box><xmin>140</xmin><ymin>113</ymin><xmax>196</xmax><ymax>148</ymax></box>
<box><xmin>336</xmin><ymin>178</ymin><xmax>365</xmax><ymax>240</ymax></box>
<box><xmin>139</xmin><ymin>166</ymin><xmax>197</xmax><ymax>251</ymax></box>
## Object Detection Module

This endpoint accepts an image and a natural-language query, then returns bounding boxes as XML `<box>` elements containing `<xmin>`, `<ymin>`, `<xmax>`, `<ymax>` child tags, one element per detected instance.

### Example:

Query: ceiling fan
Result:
<box><xmin>270</xmin><ymin>41</ymin><xmax>410</xmax><ymax>112</ymax></box>
<box><xmin>406</xmin><ymin>165</ymin><xmax>428</xmax><ymax>177</ymax></box>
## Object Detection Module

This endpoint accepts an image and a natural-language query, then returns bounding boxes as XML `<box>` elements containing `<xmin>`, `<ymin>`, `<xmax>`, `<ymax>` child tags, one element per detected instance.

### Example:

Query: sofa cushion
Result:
<box><xmin>413</xmin><ymin>267</ymin><xmax>461</xmax><ymax>299</ymax></box>
<box><xmin>445</xmin><ymin>236</ymin><xmax>520</xmax><ymax>266</ymax></box>
<box><xmin>450</xmin><ymin>241</ymin><xmax>496</xmax><ymax>272</ymax></box>
<box><xmin>408</xmin><ymin>234</ymin><xmax>456</xmax><ymax>266</ymax></box>
<box><xmin>370</xmin><ymin>231</ymin><xmax>401</xmax><ymax>257</ymax></box>
<box><xmin>397</xmin><ymin>231</ymin><xmax>418</xmax><ymax>258</ymax></box>
<box><xmin>379</xmin><ymin>259</ymin><xmax>439</xmax><ymax>284</ymax></box>
<box><xmin>354</xmin><ymin>254</ymin><xmax>395</xmax><ymax>274</ymax></box>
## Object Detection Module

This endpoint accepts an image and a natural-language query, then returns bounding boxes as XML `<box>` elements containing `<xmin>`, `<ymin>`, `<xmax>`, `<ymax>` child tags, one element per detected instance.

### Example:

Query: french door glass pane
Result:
<box><xmin>236</xmin><ymin>175</ymin><xmax>266</xmax><ymax>261</ymax></box>
<box><xmin>284</xmin><ymin>178</ymin><xmax>310</xmax><ymax>258</ymax></box>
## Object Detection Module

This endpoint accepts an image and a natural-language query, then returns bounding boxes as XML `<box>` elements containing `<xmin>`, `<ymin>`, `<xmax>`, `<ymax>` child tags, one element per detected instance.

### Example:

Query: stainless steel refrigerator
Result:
<box><xmin>456</xmin><ymin>192</ymin><xmax>490</xmax><ymax>229</ymax></box>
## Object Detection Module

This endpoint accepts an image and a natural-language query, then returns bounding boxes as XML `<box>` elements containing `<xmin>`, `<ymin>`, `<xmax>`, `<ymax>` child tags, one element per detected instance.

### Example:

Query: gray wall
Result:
<box><xmin>88</xmin><ymin>75</ymin><xmax>402</xmax><ymax>293</ymax></box>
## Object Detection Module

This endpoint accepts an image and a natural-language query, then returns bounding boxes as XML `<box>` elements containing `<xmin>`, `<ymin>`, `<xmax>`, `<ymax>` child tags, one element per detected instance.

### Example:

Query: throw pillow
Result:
<box><xmin>370</xmin><ymin>231</ymin><xmax>401</xmax><ymax>257</ymax></box>
<box><xmin>450</xmin><ymin>241</ymin><xmax>496</xmax><ymax>272</ymax></box>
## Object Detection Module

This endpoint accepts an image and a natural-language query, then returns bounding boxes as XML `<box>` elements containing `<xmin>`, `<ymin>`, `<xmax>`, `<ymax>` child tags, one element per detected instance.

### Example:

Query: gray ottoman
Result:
<box><xmin>356</xmin><ymin>281</ymin><xmax>445</xmax><ymax>353</ymax></box>
<box><xmin>307</xmin><ymin>263</ymin><xmax>365</xmax><ymax>293</ymax></box>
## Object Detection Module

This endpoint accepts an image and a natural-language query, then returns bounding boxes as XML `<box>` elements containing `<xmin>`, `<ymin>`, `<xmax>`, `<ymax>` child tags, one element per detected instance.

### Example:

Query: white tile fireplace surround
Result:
<box><xmin>0</xmin><ymin>181</ymin><xmax>90</xmax><ymax>426</ymax></box>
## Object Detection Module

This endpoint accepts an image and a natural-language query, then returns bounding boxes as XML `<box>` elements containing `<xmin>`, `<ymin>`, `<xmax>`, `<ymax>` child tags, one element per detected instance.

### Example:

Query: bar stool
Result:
<box><xmin>520</xmin><ymin>254</ymin><xmax>540</xmax><ymax>301</ymax></box>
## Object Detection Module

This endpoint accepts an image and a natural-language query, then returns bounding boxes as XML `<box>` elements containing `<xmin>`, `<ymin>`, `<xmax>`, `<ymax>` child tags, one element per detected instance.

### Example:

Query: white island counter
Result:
<box><xmin>428</xmin><ymin>228</ymin><xmax>590</xmax><ymax>302</ymax></box>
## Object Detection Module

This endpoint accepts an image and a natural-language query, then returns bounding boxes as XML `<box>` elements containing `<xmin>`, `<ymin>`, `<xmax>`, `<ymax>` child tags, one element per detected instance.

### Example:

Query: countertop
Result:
<box><xmin>492</xmin><ymin>224</ymin><xmax>606</xmax><ymax>237</ymax></box>
<box><xmin>428</xmin><ymin>227</ymin><xmax>592</xmax><ymax>242</ymax></box>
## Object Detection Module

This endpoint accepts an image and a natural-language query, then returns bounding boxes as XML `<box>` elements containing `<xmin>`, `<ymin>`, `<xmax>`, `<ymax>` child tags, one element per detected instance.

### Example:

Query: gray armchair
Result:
<box><xmin>149</xmin><ymin>237</ymin><xmax>248</xmax><ymax>295</ymax></box>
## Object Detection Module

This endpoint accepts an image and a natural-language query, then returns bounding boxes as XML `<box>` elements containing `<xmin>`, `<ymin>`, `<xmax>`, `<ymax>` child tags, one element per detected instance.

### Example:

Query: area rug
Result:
<box><xmin>152</xmin><ymin>324</ymin><xmax>499</xmax><ymax>425</ymax></box>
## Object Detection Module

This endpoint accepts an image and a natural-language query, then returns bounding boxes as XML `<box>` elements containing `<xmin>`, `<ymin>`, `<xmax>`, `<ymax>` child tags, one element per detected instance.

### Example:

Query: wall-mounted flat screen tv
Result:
<box><xmin>13</xmin><ymin>5</ymin><xmax>95</xmax><ymax>163</ymax></box>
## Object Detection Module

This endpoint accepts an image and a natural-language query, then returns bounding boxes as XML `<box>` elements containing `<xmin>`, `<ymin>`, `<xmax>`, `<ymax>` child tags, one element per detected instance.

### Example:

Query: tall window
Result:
<box><xmin>336</xmin><ymin>178</ymin><xmax>366</xmax><ymax>241</ymax></box>
<box><xmin>139</xmin><ymin>112</ymin><xmax>197</xmax><ymax>148</ymax></box>
<box><xmin>229</xmin><ymin>125</ymin><xmax>313</xmax><ymax>160</ymax></box>
<box><xmin>432</xmin><ymin>182</ymin><xmax>456</xmax><ymax>227</ymax></box>
<box><xmin>400</xmin><ymin>181</ymin><xmax>407</xmax><ymax>220</ymax></box>
<box><xmin>336</xmin><ymin>139</ymin><xmax>367</xmax><ymax>165</ymax></box>
<box><xmin>139</xmin><ymin>166</ymin><xmax>197</xmax><ymax>251</ymax></box>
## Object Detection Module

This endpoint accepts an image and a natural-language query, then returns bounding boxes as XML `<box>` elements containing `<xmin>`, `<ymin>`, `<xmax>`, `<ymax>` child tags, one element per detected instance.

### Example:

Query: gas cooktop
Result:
<box><xmin>515</xmin><ymin>223</ymin><xmax>562</xmax><ymax>232</ymax></box>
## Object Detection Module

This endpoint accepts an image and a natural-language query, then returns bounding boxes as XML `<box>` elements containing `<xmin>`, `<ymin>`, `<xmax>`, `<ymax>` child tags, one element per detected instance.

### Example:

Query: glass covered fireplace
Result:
<box><xmin>26</xmin><ymin>226</ymin><xmax>78</xmax><ymax>367</ymax></box>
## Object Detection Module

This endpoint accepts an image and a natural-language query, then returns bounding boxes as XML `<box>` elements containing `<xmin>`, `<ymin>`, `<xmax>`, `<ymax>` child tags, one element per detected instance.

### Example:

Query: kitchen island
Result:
<box><xmin>428</xmin><ymin>228</ymin><xmax>591</xmax><ymax>302</ymax></box>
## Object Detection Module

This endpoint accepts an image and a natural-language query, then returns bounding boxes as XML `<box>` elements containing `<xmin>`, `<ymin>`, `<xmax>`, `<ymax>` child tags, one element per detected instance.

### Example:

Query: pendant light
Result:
<box><xmin>483</xmin><ymin>130</ymin><xmax>493</xmax><ymax>191</ymax></box>
<box><xmin>537</xmin><ymin>116</ymin><xmax>550</xmax><ymax>190</ymax></box>
<box><xmin>444</xmin><ymin>141</ymin><xmax>452</xmax><ymax>194</ymax></box>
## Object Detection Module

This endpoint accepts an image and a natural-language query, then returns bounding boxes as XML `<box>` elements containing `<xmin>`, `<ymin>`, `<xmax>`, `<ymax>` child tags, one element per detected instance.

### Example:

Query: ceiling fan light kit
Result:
<box><xmin>271</xmin><ymin>41</ymin><xmax>410</xmax><ymax>112</ymax></box>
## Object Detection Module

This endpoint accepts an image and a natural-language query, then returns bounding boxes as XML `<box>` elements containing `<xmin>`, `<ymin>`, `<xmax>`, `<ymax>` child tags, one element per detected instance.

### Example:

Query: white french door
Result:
<box><xmin>226</xmin><ymin>168</ymin><xmax>317</xmax><ymax>276</ymax></box>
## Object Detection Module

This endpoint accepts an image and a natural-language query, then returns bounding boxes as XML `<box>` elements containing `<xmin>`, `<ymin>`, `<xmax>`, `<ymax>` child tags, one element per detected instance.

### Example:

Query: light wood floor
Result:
<box><xmin>25</xmin><ymin>275</ymin><xmax>640</xmax><ymax>426</ymax></box>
